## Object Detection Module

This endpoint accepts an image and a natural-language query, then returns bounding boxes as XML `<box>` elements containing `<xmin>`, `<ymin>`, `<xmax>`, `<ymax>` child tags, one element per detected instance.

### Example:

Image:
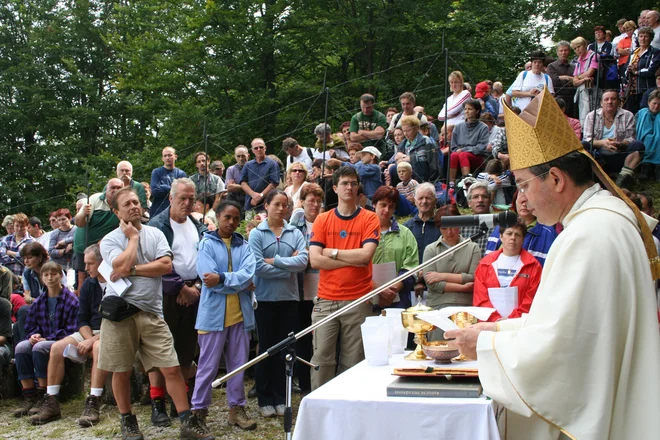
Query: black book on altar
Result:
<box><xmin>387</xmin><ymin>377</ymin><xmax>483</xmax><ymax>398</ymax></box>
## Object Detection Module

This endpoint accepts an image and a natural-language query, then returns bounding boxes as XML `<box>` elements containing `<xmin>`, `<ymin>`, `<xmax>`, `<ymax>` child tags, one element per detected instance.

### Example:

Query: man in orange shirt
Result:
<box><xmin>309</xmin><ymin>166</ymin><xmax>381</xmax><ymax>390</ymax></box>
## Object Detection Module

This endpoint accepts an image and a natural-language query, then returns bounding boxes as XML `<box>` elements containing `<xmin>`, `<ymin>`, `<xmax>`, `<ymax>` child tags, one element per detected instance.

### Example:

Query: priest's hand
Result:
<box><xmin>471</xmin><ymin>322</ymin><xmax>497</xmax><ymax>332</ymax></box>
<box><xmin>444</xmin><ymin>327</ymin><xmax>481</xmax><ymax>360</ymax></box>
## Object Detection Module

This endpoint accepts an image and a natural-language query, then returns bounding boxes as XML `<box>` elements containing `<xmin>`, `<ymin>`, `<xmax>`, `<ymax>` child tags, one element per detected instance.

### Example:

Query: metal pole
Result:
<box><xmin>443</xmin><ymin>48</ymin><xmax>450</xmax><ymax>204</ymax></box>
<box><xmin>203</xmin><ymin>120</ymin><xmax>209</xmax><ymax>216</ymax></box>
<box><xmin>320</xmin><ymin>69</ymin><xmax>329</xmax><ymax>206</ymax></box>
<box><xmin>212</xmin><ymin>230</ymin><xmax>485</xmax><ymax>387</ymax></box>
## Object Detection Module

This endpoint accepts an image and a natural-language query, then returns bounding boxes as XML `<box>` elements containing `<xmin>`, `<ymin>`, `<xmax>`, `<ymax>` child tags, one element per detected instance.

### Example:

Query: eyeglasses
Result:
<box><xmin>253</xmin><ymin>146</ymin><xmax>265</xmax><ymax>150</ymax></box>
<box><xmin>516</xmin><ymin>172</ymin><xmax>549</xmax><ymax>194</ymax></box>
<box><xmin>290</xmin><ymin>169</ymin><xmax>305</xmax><ymax>173</ymax></box>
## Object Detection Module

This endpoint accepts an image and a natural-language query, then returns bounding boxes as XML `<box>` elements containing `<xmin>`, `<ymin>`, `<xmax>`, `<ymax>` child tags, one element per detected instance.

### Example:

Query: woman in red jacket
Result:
<box><xmin>473</xmin><ymin>219</ymin><xmax>542</xmax><ymax>321</ymax></box>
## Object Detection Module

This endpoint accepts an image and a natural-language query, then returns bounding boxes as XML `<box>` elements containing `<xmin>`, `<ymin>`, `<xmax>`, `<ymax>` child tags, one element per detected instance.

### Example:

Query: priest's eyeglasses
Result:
<box><xmin>516</xmin><ymin>172</ymin><xmax>549</xmax><ymax>194</ymax></box>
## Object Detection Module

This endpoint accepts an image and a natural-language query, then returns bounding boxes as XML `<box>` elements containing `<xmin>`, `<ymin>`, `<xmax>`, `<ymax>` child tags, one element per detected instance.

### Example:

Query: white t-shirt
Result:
<box><xmin>169</xmin><ymin>218</ymin><xmax>200</xmax><ymax>280</ymax></box>
<box><xmin>653</xmin><ymin>26</ymin><xmax>660</xmax><ymax>49</ymax></box>
<box><xmin>100</xmin><ymin>225</ymin><xmax>172</xmax><ymax>317</ymax></box>
<box><xmin>509</xmin><ymin>71</ymin><xmax>555</xmax><ymax>111</ymax></box>
<box><xmin>388</xmin><ymin>112</ymin><xmax>428</xmax><ymax>132</ymax></box>
<box><xmin>286</xmin><ymin>148</ymin><xmax>316</xmax><ymax>171</ymax></box>
<box><xmin>494</xmin><ymin>253</ymin><xmax>523</xmax><ymax>288</ymax></box>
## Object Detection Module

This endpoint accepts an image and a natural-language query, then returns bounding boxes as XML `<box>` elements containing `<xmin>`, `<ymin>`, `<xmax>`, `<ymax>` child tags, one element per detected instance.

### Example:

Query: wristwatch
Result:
<box><xmin>194</xmin><ymin>282</ymin><xmax>202</xmax><ymax>291</ymax></box>
<box><xmin>260</xmin><ymin>192</ymin><xmax>264</xmax><ymax>198</ymax></box>
<box><xmin>130</xmin><ymin>265</ymin><xmax>137</xmax><ymax>276</ymax></box>
<box><xmin>331</xmin><ymin>249</ymin><xmax>339</xmax><ymax>260</ymax></box>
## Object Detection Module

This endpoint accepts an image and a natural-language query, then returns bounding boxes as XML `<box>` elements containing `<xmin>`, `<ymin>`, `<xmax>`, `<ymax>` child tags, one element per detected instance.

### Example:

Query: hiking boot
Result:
<box><xmin>77</xmin><ymin>395</ymin><xmax>101</xmax><ymax>427</ymax></box>
<box><xmin>639</xmin><ymin>163</ymin><xmax>653</xmax><ymax>181</ymax></box>
<box><xmin>27</xmin><ymin>390</ymin><xmax>48</xmax><ymax>416</ymax></box>
<box><xmin>29</xmin><ymin>394</ymin><xmax>61</xmax><ymax>425</ymax></box>
<box><xmin>275</xmin><ymin>404</ymin><xmax>286</xmax><ymax>416</ymax></box>
<box><xmin>228</xmin><ymin>406</ymin><xmax>257</xmax><ymax>431</ymax></box>
<box><xmin>151</xmin><ymin>397</ymin><xmax>171</xmax><ymax>427</ymax></box>
<box><xmin>180</xmin><ymin>412</ymin><xmax>215</xmax><ymax>440</ymax></box>
<box><xmin>192</xmin><ymin>408</ymin><xmax>208</xmax><ymax>425</ymax></box>
<box><xmin>12</xmin><ymin>390</ymin><xmax>41</xmax><ymax>418</ymax></box>
<box><xmin>615</xmin><ymin>172</ymin><xmax>633</xmax><ymax>189</ymax></box>
<box><xmin>120</xmin><ymin>413</ymin><xmax>144</xmax><ymax>440</ymax></box>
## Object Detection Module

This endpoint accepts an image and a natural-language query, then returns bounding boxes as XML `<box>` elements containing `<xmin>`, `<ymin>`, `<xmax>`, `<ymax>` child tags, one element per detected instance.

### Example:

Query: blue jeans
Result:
<box><xmin>15</xmin><ymin>339</ymin><xmax>56</xmax><ymax>381</ymax></box>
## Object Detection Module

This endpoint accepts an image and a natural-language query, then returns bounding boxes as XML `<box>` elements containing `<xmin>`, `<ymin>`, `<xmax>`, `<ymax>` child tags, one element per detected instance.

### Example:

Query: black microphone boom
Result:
<box><xmin>440</xmin><ymin>211</ymin><xmax>518</xmax><ymax>229</ymax></box>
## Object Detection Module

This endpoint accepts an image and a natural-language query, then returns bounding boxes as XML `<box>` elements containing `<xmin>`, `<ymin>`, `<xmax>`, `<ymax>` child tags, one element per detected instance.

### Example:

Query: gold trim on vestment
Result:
<box><xmin>490</xmin><ymin>332</ymin><xmax>578</xmax><ymax>440</ymax></box>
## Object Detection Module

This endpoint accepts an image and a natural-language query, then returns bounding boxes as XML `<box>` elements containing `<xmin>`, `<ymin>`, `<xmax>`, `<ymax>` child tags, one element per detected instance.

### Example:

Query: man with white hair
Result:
<box><xmin>148</xmin><ymin>178</ymin><xmax>207</xmax><ymax>427</ymax></box>
<box><xmin>647</xmin><ymin>10</ymin><xmax>660</xmax><ymax>48</ymax></box>
<box><xmin>632</xmin><ymin>10</ymin><xmax>650</xmax><ymax>51</ymax></box>
<box><xmin>116</xmin><ymin>161</ymin><xmax>147</xmax><ymax>208</ymax></box>
<box><xmin>403</xmin><ymin>182</ymin><xmax>440</xmax><ymax>263</ymax></box>
<box><xmin>460</xmin><ymin>181</ymin><xmax>492</xmax><ymax>256</ymax></box>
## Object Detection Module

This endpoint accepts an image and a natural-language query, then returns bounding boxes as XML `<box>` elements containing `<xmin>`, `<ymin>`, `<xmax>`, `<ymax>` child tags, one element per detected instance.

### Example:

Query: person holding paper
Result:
<box><xmin>98</xmin><ymin>187</ymin><xmax>213</xmax><ymax>440</ymax></box>
<box><xmin>445</xmin><ymin>88</ymin><xmax>660</xmax><ymax>439</ymax></box>
<box><xmin>290</xmin><ymin>182</ymin><xmax>324</xmax><ymax>394</ymax></box>
<box><xmin>472</xmin><ymin>219</ymin><xmax>542</xmax><ymax>321</ymax></box>
<box><xmin>416</xmin><ymin>204</ymin><xmax>481</xmax><ymax>311</ymax></box>
<box><xmin>371</xmin><ymin>186</ymin><xmax>418</xmax><ymax>309</ymax></box>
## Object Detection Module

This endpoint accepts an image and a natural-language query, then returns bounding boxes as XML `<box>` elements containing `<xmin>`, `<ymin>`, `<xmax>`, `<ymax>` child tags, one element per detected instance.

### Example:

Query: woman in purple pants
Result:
<box><xmin>191</xmin><ymin>201</ymin><xmax>257</xmax><ymax>430</ymax></box>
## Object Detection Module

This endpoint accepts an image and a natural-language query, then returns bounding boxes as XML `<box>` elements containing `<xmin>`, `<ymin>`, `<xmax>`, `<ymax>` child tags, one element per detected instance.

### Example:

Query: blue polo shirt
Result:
<box><xmin>240</xmin><ymin>158</ymin><xmax>280</xmax><ymax>211</ymax></box>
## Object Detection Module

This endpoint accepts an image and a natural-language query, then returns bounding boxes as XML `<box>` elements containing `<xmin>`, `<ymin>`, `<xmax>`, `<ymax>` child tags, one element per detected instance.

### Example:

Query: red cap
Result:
<box><xmin>475</xmin><ymin>82</ymin><xmax>489</xmax><ymax>99</ymax></box>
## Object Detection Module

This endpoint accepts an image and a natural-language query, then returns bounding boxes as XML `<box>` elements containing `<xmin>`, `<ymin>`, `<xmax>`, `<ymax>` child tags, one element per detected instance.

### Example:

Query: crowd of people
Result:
<box><xmin>0</xmin><ymin>9</ymin><xmax>659</xmax><ymax>440</ymax></box>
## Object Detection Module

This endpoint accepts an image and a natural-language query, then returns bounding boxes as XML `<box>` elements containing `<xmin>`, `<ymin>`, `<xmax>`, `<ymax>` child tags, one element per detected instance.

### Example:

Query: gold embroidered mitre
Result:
<box><xmin>504</xmin><ymin>87</ymin><xmax>660</xmax><ymax>280</ymax></box>
<box><xmin>503</xmin><ymin>87</ymin><xmax>582</xmax><ymax>171</ymax></box>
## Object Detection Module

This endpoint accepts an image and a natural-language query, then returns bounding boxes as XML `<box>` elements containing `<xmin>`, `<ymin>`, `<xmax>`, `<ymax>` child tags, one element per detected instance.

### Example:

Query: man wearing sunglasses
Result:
<box><xmin>239</xmin><ymin>138</ymin><xmax>280</xmax><ymax>213</ymax></box>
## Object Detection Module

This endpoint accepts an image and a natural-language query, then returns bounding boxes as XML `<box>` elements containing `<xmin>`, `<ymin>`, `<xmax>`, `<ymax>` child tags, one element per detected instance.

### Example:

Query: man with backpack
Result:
<box><xmin>508</xmin><ymin>50</ymin><xmax>555</xmax><ymax>111</ymax></box>
<box><xmin>282</xmin><ymin>137</ymin><xmax>317</xmax><ymax>172</ymax></box>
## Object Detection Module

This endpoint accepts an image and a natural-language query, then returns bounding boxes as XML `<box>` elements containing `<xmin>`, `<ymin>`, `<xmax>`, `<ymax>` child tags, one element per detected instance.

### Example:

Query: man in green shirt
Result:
<box><xmin>349</xmin><ymin>93</ymin><xmax>388</xmax><ymax>154</ymax></box>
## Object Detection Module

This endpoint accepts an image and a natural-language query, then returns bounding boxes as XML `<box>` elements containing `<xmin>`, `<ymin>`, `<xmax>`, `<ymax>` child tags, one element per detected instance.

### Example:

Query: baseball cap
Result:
<box><xmin>475</xmin><ymin>82</ymin><xmax>490</xmax><ymax>99</ymax></box>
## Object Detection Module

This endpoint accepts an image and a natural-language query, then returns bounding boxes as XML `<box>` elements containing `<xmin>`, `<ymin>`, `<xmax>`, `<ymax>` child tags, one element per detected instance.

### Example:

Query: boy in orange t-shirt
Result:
<box><xmin>309</xmin><ymin>166</ymin><xmax>380</xmax><ymax>390</ymax></box>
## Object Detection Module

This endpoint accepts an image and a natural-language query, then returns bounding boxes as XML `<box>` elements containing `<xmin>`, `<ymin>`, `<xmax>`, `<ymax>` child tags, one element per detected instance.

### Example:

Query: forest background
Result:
<box><xmin>1</xmin><ymin>0</ymin><xmax>656</xmax><ymax>219</ymax></box>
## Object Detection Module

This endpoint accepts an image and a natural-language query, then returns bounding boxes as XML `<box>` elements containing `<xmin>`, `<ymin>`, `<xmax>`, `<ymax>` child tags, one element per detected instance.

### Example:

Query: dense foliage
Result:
<box><xmin>0</xmin><ymin>0</ymin><xmax>654</xmax><ymax>220</ymax></box>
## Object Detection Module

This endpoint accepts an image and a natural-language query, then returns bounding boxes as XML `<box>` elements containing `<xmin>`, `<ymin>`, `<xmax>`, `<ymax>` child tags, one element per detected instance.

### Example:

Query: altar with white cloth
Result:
<box><xmin>293</xmin><ymin>353</ymin><xmax>501</xmax><ymax>440</ymax></box>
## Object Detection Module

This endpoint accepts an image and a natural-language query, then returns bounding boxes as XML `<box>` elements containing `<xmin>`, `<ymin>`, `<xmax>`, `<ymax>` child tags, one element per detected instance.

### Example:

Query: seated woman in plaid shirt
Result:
<box><xmin>11</xmin><ymin>261</ymin><xmax>79</xmax><ymax>419</ymax></box>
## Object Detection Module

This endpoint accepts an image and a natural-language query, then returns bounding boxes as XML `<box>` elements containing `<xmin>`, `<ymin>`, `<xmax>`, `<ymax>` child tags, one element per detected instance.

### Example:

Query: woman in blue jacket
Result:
<box><xmin>485</xmin><ymin>191</ymin><xmax>557</xmax><ymax>266</ymax></box>
<box><xmin>192</xmin><ymin>200</ymin><xmax>258</xmax><ymax>430</ymax></box>
<box><xmin>248</xmin><ymin>190</ymin><xmax>308</xmax><ymax>418</ymax></box>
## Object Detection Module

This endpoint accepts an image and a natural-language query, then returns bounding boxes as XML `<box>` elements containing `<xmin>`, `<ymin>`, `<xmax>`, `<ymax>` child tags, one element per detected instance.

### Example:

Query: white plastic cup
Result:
<box><xmin>383</xmin><ymin>308</ymin><xmax>408</xmax><ymax>354</ymax></box>
<box><xmin>360</xmin><ymin>316</ymin><xmax>390</xmax><ymax>366</ymax></box>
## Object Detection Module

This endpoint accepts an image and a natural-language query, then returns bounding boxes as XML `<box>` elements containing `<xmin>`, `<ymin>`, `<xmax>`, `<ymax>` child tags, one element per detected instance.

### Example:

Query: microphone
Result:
<box><xmin>440</xmin><ymin>211</ymin><xmax>518</xmax><ymax>229</ymax></box>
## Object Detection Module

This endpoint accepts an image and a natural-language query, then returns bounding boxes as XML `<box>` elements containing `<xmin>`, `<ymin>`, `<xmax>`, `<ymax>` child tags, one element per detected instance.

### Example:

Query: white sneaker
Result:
<box><xmin>259</xmin><ymin>405</ymin><xmax>276</xmax><ymax>418</ymax></box>
<box><xmin>275</xmin><ymin>404</ymin><xmax>286</xmax><ymax>416</ymax></box>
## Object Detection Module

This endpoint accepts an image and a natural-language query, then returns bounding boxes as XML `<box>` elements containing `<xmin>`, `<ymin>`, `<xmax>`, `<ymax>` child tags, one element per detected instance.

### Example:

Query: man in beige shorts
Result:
<box><xmin>98</xmin><ymin>187</ymin><xmax>213</xmax><ymax>440</ymax></box>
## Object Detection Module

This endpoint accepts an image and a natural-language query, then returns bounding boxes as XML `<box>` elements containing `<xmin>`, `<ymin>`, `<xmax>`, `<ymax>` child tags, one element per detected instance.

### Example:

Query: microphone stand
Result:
<box><xmin>212</xmin><ymin>224</ymin><xmax>492</xmax><ymax>440</ymax></box>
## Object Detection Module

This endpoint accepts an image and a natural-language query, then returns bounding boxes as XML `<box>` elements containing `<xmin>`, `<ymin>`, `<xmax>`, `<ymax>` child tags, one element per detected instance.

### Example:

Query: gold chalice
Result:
<box><xmin>449</xmin><ymin>312</ymin><xmax>478</xmax><ymax>361</ymax></box>
<box><xmin>401</xmin><ymin>302</ymin><xmax>435</xmax><ymax>360</ymax></box>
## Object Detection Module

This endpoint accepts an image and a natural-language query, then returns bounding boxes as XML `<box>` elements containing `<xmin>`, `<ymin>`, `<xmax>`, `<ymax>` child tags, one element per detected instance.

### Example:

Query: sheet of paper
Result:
<box><xmin>371</xmin><ymin>261</ymin><xmax>399</xmax><ymax>305</ymax></box>
<box><xmin>98</xmin><ymin>260</ymin><xmax>132</xmax><ymax>296</ymax></box>
<box><xmin>303</xmin><ymin>272</ymin><xmax>320</xmax><ymax>301</ymax></box>
<box><xmin>487</xmin><ymin>287</ymin><xmax>518</xmax><ymax>318</ymax></box>
<box><xmin>416</xmin><ymin>307</ymin><xmax>497</xmax><ymax>332</ymax></box>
